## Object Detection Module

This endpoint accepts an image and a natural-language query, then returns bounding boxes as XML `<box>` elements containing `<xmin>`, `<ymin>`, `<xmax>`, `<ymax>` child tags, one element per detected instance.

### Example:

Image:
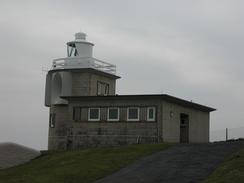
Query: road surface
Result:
<box><xmin>94</xmin><ymin>141</ymin><xmax>244</xmax><ymax>183</ymax></box>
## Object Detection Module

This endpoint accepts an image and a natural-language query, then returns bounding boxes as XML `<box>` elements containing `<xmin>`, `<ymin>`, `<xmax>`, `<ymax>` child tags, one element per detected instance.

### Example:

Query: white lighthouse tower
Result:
<box><xmin>45</xmin><ymin>32</ymin><xmax>120</xmax><ymax>150</ymax></box>
<box><xmin>66</xmin><ymin>32</ymin><xmax>93</xmax><ymax>57</ymax></box>
<box><xmin>52</xmin><ymin>32</ymin><xmax>116</xmax><ymax>73</ymax></box>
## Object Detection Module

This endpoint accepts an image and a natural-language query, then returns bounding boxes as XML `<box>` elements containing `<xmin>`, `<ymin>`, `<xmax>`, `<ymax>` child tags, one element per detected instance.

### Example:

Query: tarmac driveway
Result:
<box><xmin>94</xmin><ymin>141</ymin><xmax>244</xmax><ymax>183</ymax></box>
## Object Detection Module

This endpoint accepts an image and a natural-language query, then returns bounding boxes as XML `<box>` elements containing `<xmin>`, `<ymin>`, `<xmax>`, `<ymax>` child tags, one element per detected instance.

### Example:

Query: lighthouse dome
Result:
<box><xmin>51</xmin><ymin>32</ymin><xmax>116</xmax><ymax>75</ymax></box>
<box><xmin>75</xmin><ymin>32</ymin><xmax>86</xmax><ymax>40</ymax></box>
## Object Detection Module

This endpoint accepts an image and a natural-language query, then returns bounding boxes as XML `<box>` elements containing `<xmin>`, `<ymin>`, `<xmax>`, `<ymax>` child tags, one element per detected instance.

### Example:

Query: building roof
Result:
<box><xmin>61</xmin><ymin>94</ymin><xmax>216</xmax><ymax>112</ymax></box>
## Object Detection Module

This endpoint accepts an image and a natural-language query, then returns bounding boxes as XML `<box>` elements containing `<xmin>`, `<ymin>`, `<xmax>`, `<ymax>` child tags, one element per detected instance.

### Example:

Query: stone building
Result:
<box><xmin>45</xmin><ymin>32</ymin><xmax>216</xmax><ymax>150</ymax></box>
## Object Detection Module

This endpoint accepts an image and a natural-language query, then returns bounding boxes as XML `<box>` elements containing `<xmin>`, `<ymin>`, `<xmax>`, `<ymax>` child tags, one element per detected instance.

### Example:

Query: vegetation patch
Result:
<box><xmin>0</xmin><ymin>143</ymin><xmax>171</xmax><ymax>183</ymax></box>
<box><xmin>203</xmin><ymin>148</ymin><xmax>244</xmax><ymax>183</ymax></box>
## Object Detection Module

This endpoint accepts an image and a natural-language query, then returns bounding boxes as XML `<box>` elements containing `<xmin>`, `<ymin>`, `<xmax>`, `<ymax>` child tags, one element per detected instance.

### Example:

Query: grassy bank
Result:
<box><xmin>0</xmin><ymin>143</ymin><xmax>171</xmax><ymax>183</ymax></box>
<box><xmin>204</xmin><ymin>148</ymin><xmax>244</xmax><ymax>183</ymax></box>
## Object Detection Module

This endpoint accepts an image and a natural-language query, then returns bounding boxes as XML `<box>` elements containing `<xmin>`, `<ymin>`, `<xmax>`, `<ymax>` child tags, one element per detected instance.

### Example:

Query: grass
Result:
<box><xmin>0</xmin><ymin>143</ymin><xmax>171</xmax><ymax>183</ymax></box>
<box><xmin>203</xmin><ymin>148</ymin><xmax>244</xmax><ymax>183</ymax></box>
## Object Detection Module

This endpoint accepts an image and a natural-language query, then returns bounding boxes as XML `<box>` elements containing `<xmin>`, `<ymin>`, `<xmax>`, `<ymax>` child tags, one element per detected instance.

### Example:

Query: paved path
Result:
<box><xmin>0</xmin><ymin>142</ymin><xmax>40</xmax><ymax>169</ymax></box>
<box><xmin>94</xmin><ymin>141</ymin><xmax>244</xmax><ymax>183</ymax></box>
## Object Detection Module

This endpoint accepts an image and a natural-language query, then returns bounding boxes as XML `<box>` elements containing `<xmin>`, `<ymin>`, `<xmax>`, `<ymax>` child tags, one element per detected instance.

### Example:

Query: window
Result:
<box><xmin>67</xmin><ymin>45</ymin><xmax>78</xmax><ymax>57</ymax></box>
<box><xmin>97</xmin><ymin>81</ymin><xmax>109</xmax><ymax>96</ymax></box>
<box><xmin>147</xmin><ymin>107</ymin><xmax>156</xmax><ymax>121</ymax></box>
<box><xmin>88</xmin><ymin>108</ymin><xmax>100</xmax><ymax>121</ymax></box>
<box><xmin>73</xmin><ymin>107</ymin><xmax>81</xmax><ymax>121</ymax></box>
<box><xmin>108</xmin><ymin>108</ymin><xmax>119</xmax><ymax>121</ymax></box>
<box><xmin>127</xmin><ymin>107</ymin><xmax>140</xmax><ymax>121</ymax></box>
<box><xmin>49</xmin><ymin>113</ymin><xmax>56</xmax><ymax>128</ymax></box>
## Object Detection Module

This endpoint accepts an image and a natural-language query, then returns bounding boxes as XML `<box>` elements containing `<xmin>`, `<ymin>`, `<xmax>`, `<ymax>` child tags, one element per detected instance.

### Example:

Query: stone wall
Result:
<box><xmin>48</xmin><ymin>98</ymin><xmax>161</xmax><ymax>150</ymax></box>
<box><xmin>72</xmin><ymin>72</ymin><xmax>91</xmax><ymax>96</ymax></box>
<box><xmin>72</xmin><ymin>71</ymin><xmax>116</xmax><ymax>96</ymax></box>
<box><xmin>70</xmin><ymin>122</ymin><xmax>158</xmax><ymax>148</ymax></box>
<box><xmin>48</xmin><ymin>97</ymin><xmax>211</xmax><ymax>150</ymax></box>
<box><xmin>48</xmin><ymin>105</ymin><xmax>70</xmax><ymax>150</ymax></box>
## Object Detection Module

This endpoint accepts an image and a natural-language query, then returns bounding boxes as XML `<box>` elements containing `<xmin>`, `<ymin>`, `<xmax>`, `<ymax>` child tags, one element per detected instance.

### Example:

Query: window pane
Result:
<box><xmin>105</xmin><ymin>84</ymin><xmax>109</xmax><ymax>95</ymax></box>
<box><xmin>147</xmin><ymin>107</ymin><xmax>156</xmax><ymax>121</ymax></box>
<box><xmin>109</xmin><ymin>108</ymin><xmax>118</xmax><ymax>120</ymax></box>
<box><xmin>90</xmin><ymin>108</ymin><xmax>99</xmax><ymax>119</ymax></box>
<box><xmin>149</xmin><ymin>108</ymin><xmax>154</xmax><ymax>119</ymax></box>
<box><xmin>97</xmin><ymin>83</ymin><xmax>102</xmax><ymax>95</ymax></box>
<box><xmin>128</xmin><ymin>108</ymin><xmax>138</xmax><ymax>119</ymax></box>
<box><xmin>50</xmin><ymin>114</ymin><xmax>55</xmax><ymax>128</ymax></box>
<box><xmin>97</xmin><ymin>82</ymin><xmax>109</xmax><ymax>95</ymax></box>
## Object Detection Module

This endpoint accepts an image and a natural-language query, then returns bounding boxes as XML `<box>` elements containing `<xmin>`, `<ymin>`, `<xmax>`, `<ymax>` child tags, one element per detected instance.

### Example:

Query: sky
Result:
<box><xmin>0</xmin><ymin>0</ymin><xmax>243</xmax><ymax>150</ymax></box>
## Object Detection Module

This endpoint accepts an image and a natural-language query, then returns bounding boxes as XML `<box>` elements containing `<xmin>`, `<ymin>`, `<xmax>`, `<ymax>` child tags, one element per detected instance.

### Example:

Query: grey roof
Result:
<box><xmin>61</xmin><ymin>94</ymin><xmax>216</xmax><ymax>112</ymax></box>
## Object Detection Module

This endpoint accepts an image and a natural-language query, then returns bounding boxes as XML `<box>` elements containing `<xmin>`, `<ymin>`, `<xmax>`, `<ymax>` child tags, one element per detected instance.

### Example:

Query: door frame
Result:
<box><xmin>180</xmin><ymin>113</ymin><xmax>189</xmax><ymax>143</ymax></box>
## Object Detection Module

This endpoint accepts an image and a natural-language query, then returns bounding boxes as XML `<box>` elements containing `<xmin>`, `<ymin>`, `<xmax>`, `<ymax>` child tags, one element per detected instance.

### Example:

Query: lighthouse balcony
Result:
<box><xmin>52</xmin><ymin>57</ymin><xmax>116</xmax><ymax>75</ymax></box>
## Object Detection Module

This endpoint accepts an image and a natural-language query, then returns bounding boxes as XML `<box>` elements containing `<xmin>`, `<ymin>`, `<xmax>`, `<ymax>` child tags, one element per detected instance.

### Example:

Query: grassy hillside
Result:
<box><xmin>204</xmin><ymin>148</ymin><xmax>244</xmax><ymax>183</ymax></box>
<box><xmin>0</xmin><ymin>143</ymin><xmax>171</xmax><ymax>183</ymax></box>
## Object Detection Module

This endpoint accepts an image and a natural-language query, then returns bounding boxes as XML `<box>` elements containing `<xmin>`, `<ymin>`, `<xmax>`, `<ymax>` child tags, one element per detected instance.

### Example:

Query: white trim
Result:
<box><xmin>127</xmin><ymin>107</ymin><xmax>140</xmax><ymax>121</ymax></box>
<box><xmin>107</xmin><ymin>107</ymin><xmax>120</xmax><ymax>121</ymax></box>
<box><xmin>147</xmin><ymin>107</ymin><xmax>156</xmax><ymax>121</ymax></box>
<box><xmin>52</xmin><ymin>57</ymin><xmax>116</xmax><ymax>75</ymax></box>
<box><xmin>88</xmin><ymin>108</ymin><xmax>100</xmax><ymax>121</ymax></box>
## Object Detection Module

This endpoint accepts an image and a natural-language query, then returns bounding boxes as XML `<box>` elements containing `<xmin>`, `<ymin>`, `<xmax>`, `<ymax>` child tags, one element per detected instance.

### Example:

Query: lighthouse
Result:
<box><xmin>45</xmin><ymin>32</ymin><xmax>120</xmax><ymax>149</ymax></box>
<box><xmin>45</xmin><ymin>32</ymin><xmax>120</xmax><ymax>106</ymax></box>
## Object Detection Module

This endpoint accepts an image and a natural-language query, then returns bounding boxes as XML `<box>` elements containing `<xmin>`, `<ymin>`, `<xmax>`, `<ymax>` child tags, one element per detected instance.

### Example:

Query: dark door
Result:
<box><xmin>180</xmin><ymin>114</ymin><xmax>189</xmax><ymax>143</ymax></box>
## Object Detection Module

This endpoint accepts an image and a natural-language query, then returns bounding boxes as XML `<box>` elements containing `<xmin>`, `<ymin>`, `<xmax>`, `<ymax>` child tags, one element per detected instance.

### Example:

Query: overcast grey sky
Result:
<box><xmin>0</xmin><ymin>0</ymin><xmax>243</xmax><ymax>149</ymax></box>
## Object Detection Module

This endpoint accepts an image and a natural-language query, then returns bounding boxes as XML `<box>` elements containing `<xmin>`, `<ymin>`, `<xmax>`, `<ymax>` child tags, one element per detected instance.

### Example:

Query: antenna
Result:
<box><xmin>42</xmin><ymin>66</ymin><xmax>49</xmax><ymax>74</ymax></box>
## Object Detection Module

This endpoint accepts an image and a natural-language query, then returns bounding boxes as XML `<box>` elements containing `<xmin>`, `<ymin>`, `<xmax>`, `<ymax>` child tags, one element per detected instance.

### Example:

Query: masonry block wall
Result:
<box><xmin>48</xmin><ymin>105</ymin><xmax>70</xmax><ymax>150</ymax></box>
<box><xmin>48</xmin><ymin>98</ymin><xmax>161</xmax><ymax>150</ymax></box>
<box><xmin>72</xmin><ymin>70</ymin><xmax>116</xmax><ymax>96</ymax></box>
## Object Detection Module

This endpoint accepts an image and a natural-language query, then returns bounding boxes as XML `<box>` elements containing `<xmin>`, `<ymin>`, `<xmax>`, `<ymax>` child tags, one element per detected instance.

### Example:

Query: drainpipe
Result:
<box><xmin>158</xmin><ymin>100</ymin><xmax>163</xmax><ymax>143</ymax></box>
<box><xmin>226</xmin><ymin>128</ymin><xmax>228</xmax><ymax>141</ymax></box>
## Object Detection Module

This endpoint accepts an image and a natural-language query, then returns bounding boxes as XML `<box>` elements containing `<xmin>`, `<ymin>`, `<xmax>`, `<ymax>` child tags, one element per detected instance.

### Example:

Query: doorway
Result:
<box><xmin>180</xmin><ymin>113</ymin><xmax>189</xmax><ymax>143</ymax></box>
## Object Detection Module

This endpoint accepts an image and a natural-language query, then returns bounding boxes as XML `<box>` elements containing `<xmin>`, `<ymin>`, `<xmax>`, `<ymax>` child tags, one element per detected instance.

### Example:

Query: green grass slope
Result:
<box><xmin>204</xmin><ymin>148</ymin><xmax>244</xmax><ymax>183</ymax></box>
<box><xmin>0</xmin><ymin>143</ymin><xmax>171</xmax><ymax>183</ymax></box>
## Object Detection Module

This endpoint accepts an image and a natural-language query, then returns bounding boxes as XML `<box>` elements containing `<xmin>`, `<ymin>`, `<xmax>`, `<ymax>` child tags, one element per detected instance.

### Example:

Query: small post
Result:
<box><xmin>226</xmin><ymin>128</ymin><xmax>228</xmax><ymax>141</ymax></box>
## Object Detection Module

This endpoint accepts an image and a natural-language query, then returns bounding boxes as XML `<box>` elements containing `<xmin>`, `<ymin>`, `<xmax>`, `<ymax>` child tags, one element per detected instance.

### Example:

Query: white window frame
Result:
<box><xmin>107</xmin><ymin>107</ymin><xmax>120</xmax><ymax>121</ymax></box>
<box><xmin>147</xmin><ymin>107</ymin><xmax>156</xmax><ymax>121</ymax></box>
<box><xmin>97</xmin><ymin>81</ymin><xmax>109</xmax><ymax>96</ymax></box>
<box><xmin>88</xmin><ymin>108</ymin><xmax>100</xmax><ymax>121</ymax></box>
<box><xmin>127</xmin><ymin>107</ymin><xmax>140</xmax><ymax>121</ymax></box>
